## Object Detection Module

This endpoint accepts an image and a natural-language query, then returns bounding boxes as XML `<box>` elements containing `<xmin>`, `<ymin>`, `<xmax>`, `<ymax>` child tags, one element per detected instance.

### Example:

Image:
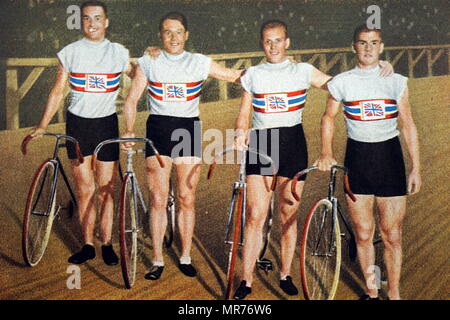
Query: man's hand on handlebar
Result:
<box><xmin>121</xmin><ymin>132</ymin><xmax>136</xmax><ymax>151</ymax></box>
<box><xmin>314</xmin><ymin>154</ymin><xmax>338</xmax><ymax>171</ymax></box>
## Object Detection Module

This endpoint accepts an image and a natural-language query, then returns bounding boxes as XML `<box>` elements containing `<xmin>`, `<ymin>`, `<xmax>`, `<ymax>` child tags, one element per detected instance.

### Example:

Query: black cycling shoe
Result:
<box><xmin>144</xmin><ymin>266</ymin><xmax>165</xmax><ymax>280</ymax></box>
<box><xmin>233</xmin><ymin>281</ymin><xmax>252</xmax><ymax>300</ymax></box>
<box><xmin>101</xmin><ymin>244</ymin><xmax>118</xmax><ymax>266</ymax></box>
<box><xmin>178</xmin><ymin>263</ymin><xmax>197</xmax><ymax>277</ymax></box>
<box><xmin>68</xmin><ymin>244</ymin><xmax>95</xmax><ymax>264</ymax></box>
<box><xmin>279</xmin><ymin>276</ymin><xmax>299</xmax><ymax>296</ymax></box>
<box><xmin>359</xmin><ymin>294</ymin><xmax>380</xmax><ymax>300</ymax></box>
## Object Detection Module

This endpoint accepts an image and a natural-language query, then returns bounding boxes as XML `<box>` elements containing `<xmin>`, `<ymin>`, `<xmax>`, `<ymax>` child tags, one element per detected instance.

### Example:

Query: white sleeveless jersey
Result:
<box><xmin>138</xmin><ymin>51</ymin><xmax>212</xmax><ymax>118</ymax></box>
<box><xmin>57</xmin><ymin>38</ymin><xmax>129</xmax><ymax>118</ymax></box>
<box><xmin>328</xmin><ymin>66</ymin><xmax>408</xmax><ymax>143</ymax></box>
<box><xmin>240</xmin><ymin>59</ymin><xmax>313</xmax><ymax>130</ymax></box>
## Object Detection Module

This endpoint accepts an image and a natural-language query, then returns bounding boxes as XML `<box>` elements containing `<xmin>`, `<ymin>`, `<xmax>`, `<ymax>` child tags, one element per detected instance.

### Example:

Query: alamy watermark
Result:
<box><xmin>66</xmin><ymin>265</ymin><xmax>81</xmax><ymax>289</ymax></box>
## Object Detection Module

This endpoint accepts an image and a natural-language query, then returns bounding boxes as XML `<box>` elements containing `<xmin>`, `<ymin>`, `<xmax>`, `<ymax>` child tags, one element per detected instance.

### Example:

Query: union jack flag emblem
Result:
<box><xmin>88</xmin><ymin>75</ymin><xmax>106</xmax><ymax>90</ymax></box>
<box><xmin>166</xmin><ymin>85</ymin><xmax>185</xmax><ymax>99</ymax></box>
<box><xmin>265</xmin><ymin>94</ymin><xmax>288</xmax><ymax>112</ymax></box>
<box><xmin>362</xmin><ymin>101</ymin><xmax>385</xmax><ymax>120</ymax></box>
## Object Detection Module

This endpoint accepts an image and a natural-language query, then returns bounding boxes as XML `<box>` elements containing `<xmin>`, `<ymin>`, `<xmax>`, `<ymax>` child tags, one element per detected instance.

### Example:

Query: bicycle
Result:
<box><xmin>291</xmin><ymin>165</ymin><xmax>384</xmax><ymax>300</ymax></box>
<box><xmin>93</xmin><ymin>137</ymin><xmax>164</xmax><ymax>289</ymax></box>
<box><xmin>21</xmin><ymin>133</ymin><xmax>83</xmax><ymax>267</ymax></box>
<box><xmin>208</xmin><ymin>147</ymin><xmax>278</xmax><ymax>300</ymax></box>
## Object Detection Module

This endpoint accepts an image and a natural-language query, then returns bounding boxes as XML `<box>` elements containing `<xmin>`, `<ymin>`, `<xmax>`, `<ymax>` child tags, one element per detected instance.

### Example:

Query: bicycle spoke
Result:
<box><xmin>301</xmin><ymin>199</ymin><xmax>341</xmax><ymax>300</ymax></box>
<box><xmin>23</xmin><ymin>161</ymin><xmax>57</xmax><ymax>266</ymax></box>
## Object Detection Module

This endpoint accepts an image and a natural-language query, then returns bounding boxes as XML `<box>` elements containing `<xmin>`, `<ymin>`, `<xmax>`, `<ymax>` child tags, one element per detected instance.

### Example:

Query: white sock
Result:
<box><xmin>152</xmin><ymin>260</ymin><xmax>164</xmax><ymax>267</ymax></box>
<box><xmin>280</xmin><ymin>274</ymin><xmax>288</xmax><ymax>281</ymax></box>
<box><xmin>180</xmin><ymin>256</ymin><xmax>191</xmax><ymax>265</ymax></box>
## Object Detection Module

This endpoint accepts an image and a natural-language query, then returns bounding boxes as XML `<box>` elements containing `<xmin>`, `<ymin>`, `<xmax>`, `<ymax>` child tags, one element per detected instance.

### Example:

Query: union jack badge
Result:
<box><xmin>164</xmin><ymin>83</ymin><xmax>187</xmax><ymax>101</ymax></box>
<box><xmin>265</xmin><ymin>94</ymin><xmax>288</xmax><ymax>113</ymax></box>
<box><xmin>86</xmin><ymin>74</ymin><xmax>107</xmax><ymax>92</ymax></box>
<box><xmin>361</xmin><ymin>100</ymin><xmax>385</xmax><ymax>120</ymax></box>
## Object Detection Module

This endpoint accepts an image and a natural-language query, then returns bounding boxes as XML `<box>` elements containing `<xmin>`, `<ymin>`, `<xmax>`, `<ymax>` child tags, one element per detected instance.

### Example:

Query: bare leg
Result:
<box><xmin>71</xmin><ymin>156</ymin><xmax>97</xmax><ymax>245</ymax></box>
<box><xmin>376</xmin><ymin>196</ymin><xmax>407</xmax><ymax>300</ymax></box>
<box><xmin>241</xmin><ymin>175</ymin><xmax>274</xmax><ymax>286</ymax></box>
<box><xmin>174</xmin><ymin>156</ymin><xmax>202</xmax><ymax>260</ymax></box>
<box><xmin>346</xmin><ymin>194</ymin><xmax>378</xmax><ymax>298</ymax></box>
<box><xmin>146</xmin><ymin>155</ymin><xmax>173</xmax><ymax>264</ymax></box>
<box><xmin>95</xmin><ymin>160</ymin><xmax>117</xmax><ymax>244</ymax></box>
<box><xmin>277</xmin><ymin>177</ymin><xmax>304</xmax><ymax>278</ymax></box>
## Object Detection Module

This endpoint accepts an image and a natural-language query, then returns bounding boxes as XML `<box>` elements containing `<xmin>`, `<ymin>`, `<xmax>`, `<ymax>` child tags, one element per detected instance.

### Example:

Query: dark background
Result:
<box><xmin>0</xmin><ymin>0</ymin><xmax>448</xmax><ymax>57</ymax></box>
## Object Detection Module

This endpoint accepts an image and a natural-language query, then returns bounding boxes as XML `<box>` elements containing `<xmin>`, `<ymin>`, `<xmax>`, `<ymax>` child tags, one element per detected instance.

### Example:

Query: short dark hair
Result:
<box><xmin>80</xmin><ymin>1</ymin><xmax>108</xmax><ymax>17</ymax></box>
<box><xmin>260</xmin><ymin>19</ymin><xmax>288</xmax><ymax>39</ymax></box>
<box><xmin>159</xmin><ymin>11</ymin><xmax>188</xmax><ymax>32</ymax></box>
<box><xmin>353</xmin><ymin>24</ymin><xmax>382</xmax><ymax>42</ymax></box>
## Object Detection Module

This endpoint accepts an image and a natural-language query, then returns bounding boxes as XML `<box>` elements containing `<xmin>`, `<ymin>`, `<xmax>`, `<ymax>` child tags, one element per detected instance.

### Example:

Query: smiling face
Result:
<box><xmin>260</xmin><ymin>25</ymin><xmax>290</xmax><ymax>64</ymax></box>
<box><xmin>159</xmin><ymin>18</ymin><xmax>189</xmax><ymax>55</ymax></box>
<box><xmin>353</xmin><ymin>30</ymin><xmax>384</xmax><ymax>69</ymax></box>
<box><xmin>81</xmin><ymin>5</ymin><xmax>109</xmax><ymax>42</ymax></box>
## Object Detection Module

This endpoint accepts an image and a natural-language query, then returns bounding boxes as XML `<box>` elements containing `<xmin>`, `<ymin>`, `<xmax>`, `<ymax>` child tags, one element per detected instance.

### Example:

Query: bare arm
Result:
<box><xmin>397</xmin><ymin>86</ymin><xmax>421</xmax><ymax>194</ymax></box>
<box><xmin>122</xmin><ymin>66</ymin><xmax>148</xmax><ymax>148</ymax></box>
<box><xmin>314</xmin><ymin>94</ymin><xmax>341</xmax><ymax>171</ymax></box>
<box><xmin>233</xmin><ymin>90</ymin><xmax>253</xmax><ymax>149</ymax></box>
<box><xmin>310</xmin><ymin>66</ymin><xmax>333</xmax><ymax>91</ymax></box>
<box><xmin>209</xmin><ymin>61</ymin><xmax>245</xmax><ymax>83</ymax></box>
<box><xmin>30</xmin><ymin>64</ymin><xmax>68</xmax><ymax>137</ymax></box>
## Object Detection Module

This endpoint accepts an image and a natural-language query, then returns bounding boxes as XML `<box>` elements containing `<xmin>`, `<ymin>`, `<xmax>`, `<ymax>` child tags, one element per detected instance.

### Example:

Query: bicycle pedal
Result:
<box><xmin>256</xmin><ymin>258</ymin><xmax>273</xmax><ymax>272</ymax></box>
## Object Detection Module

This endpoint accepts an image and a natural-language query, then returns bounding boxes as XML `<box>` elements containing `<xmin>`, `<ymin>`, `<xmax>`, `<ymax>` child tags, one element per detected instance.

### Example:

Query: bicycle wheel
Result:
<box><xmin>22</xmin><ymin>160</ymin><xmax>57</xmax><ymax>267</ymax></box>
<box><xmin>225</xmin><ymin>186</ymin><xmax>244</xmax><ymax>300</ymax></box>
<box><xmin>164</xmin><ymin>179</ymin><xmax>176</xmax><ymax>248</ymax></box>
<box><xmin>119</xmin><ymin>174</ymin><xmax>138</xmax><ymax>289</ymax></box>
<box><xmin>300</xmin><ymin>198</ymin><xmax>341</xmax><ymax>300</ymax></box>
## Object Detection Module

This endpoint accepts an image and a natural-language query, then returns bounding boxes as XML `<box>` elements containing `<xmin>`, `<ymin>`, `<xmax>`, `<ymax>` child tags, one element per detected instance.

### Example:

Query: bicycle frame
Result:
<box><xmin>208</xmin><ymin>147</ymin><xmax>278</xmax><ymax>247</ymax></box>
<box><xmin>93</xmin><ymin>137</ymin><xmax>164</xmax><ymax>232</ymax></box>
<box><xmin>22</xmin><ymin>133</ymin><xmax>82</xmax><ymax>217</ymax></box>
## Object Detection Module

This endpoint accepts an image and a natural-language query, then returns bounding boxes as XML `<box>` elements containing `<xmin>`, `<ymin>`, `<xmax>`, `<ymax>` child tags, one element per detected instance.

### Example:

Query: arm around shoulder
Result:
<box><xmin>209</xmin><ymin>60</ymin><xmax>245</xmax><ymax>83</ymax></box>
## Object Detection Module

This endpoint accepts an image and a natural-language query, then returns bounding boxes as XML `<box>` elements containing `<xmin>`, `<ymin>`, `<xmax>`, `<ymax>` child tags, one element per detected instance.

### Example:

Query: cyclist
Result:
<box><xmin>233</xmin><ymin>20</ymin><xmax>394</xmax><ymax>300</ymax></box>
<box><xmin>121</xmin><ymin>11</ymin><xmax>243</xmax><ymax>280</ymax></box>
<box><xmin>28</xmin><ymin>1</ymin><xmax>133</xmax><ymax>265</ymax></box>
<box><xmin>315</xmin><ymin>25</ymin><xmax>421</xmax><ymax>300</ymax></box>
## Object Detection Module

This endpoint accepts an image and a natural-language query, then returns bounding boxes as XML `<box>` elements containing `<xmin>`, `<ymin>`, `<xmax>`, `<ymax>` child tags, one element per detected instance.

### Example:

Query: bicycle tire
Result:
<box><xmin>225</xmin><ymin>187</ymin><xmax>244</xmax><ymax>300</ymax></box>
<box><xmin>22</xmin><ymin>160</ymin><xmax>57</xmax><ymax>267</ymax></box>
<box><xmin>164</xmin><ymin>179</ymin><xmax>176</xmax><ymax>248</ymax></box>
<box><xmin>300</xmin><ymin>198</ymin><xmax>341</xmax><ymax>300</ymax></box>
<box><xmin>119</xmin><ymin>174</ymin><xmax>138</xmax><ymax>289</ymax></box>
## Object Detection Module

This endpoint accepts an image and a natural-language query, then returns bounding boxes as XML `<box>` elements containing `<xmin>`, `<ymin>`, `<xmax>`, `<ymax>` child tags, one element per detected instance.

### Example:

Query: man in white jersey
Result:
<box><xmin>29</xmin><ymin>1</ymin><xmax>133</xmax><ymax>265</ymax></box>
<box><xmin>315</xmin><ymin>25</ymin><xmax>421</xmax><ymax>300</ymax></box>
<box><xmin>122</xmin><ymin>12</ymin><xmax>244</xmax><ymax>280</ymax></box>
<box><xmin>233</xmin><ymin>20</ymin><xmax>394</xmax><ymax>300</ymax></box>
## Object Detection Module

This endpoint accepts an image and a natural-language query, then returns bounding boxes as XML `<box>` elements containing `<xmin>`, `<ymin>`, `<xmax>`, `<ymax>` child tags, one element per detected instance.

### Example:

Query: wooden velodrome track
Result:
<box><xmin>0</xmin><ymin>76</ymin><xmax>448</xmax><ymax>300</ymax></box>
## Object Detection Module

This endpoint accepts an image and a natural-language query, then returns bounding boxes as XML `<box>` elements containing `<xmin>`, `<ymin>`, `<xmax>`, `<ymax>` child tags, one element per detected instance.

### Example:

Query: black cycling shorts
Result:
<box><xmin>344</xmin><ymin>136</ymin><xmax>407</xmax><ymax>197</ymax></box>
<box><xmin>145</xmin><ymin>114</ymin><xmax>202</xmax><ymax>159</ymax></box>
<box><xmin>66</xmin><ymin>111</ymin><xmax>119</xmax><ymax>162</ymax></box>
<box><xmin>245</xmin><ymin>123</ymin><xmax>308</xmax><ymax>180</ymax></box>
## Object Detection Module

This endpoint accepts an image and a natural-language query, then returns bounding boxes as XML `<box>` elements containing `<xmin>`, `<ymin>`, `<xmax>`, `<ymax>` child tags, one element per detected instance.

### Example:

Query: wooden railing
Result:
<box><xmin>4</xmin><ymin>44</ymin><xmax>450</xmax><ymax>130</ymax></box>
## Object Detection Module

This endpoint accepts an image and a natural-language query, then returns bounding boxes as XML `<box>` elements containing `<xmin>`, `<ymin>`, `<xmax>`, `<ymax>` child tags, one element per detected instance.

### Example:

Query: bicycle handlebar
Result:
<box><xmin>291</xmin><ymin>165</ymin><xmax>356</xmax><ymax>202</ymax></box>
<box><xmin>207</xmin><ymin>147</ymin><xmax>278</xmax><ymax>191</ymax></box>
<box><xmin>91</xmin><ymin>137</ymin><xmax>164</xmax><ymax>168</ymax></box>
<box><xmin>21</xmin><ymin>133</ymin><xmax>84</xmax><ymax>164</ymax></box>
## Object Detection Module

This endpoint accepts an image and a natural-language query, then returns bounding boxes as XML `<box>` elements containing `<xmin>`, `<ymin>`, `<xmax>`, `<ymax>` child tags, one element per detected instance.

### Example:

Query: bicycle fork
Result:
<box><xmin>224</xmin><ymin>181</ymin><xmax>246</xmax><ymax>247</ymax></box>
